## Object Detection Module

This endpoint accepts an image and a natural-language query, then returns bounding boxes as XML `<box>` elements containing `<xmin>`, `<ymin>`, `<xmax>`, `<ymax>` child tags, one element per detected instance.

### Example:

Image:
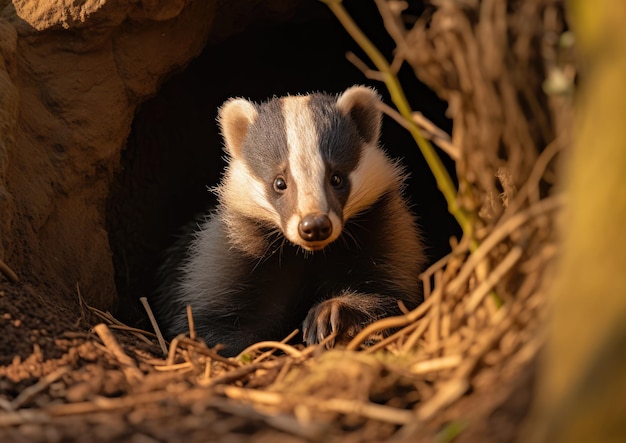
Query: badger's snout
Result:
<box><xmin>298</xmin><ymin>213</ymin><xmax>332</xmax><ymax>242</ymax></box>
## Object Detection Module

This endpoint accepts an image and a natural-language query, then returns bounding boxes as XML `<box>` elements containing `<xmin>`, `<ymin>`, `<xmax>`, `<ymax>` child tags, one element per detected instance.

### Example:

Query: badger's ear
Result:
<box><xmin>218</xmin><ymin>98</ymin><xmax>258</xmax><ymax>158</ymax></box>
<box><xmin>336</xmin><ymin>86</ymin><xmax>382</xmax><ymax>144</ymax></box>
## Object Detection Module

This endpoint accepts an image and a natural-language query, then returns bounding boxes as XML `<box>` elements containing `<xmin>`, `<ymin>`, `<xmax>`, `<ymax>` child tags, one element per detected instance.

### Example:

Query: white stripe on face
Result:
<box><xmin>283</xmin><ymin>96</ymin><xmax>328</xmax><ymax>215</ymax></box>
<box><xmin>222</xmin><ymin>159</ymin><xmax>281</xmax><ymax>225</ymax></box>
<box><xmin>281</xmin><ymin>96</ymin><xmax>343</xmax><ymax>250</ymax></box>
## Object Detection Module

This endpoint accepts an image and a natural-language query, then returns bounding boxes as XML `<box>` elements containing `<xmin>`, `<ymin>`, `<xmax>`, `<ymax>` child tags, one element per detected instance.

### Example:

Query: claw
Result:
<box><xmin>303</xmin><ymin>297</ymin><xmax>369</xmax><ymax>348</ymax></box>
<box><xmin>330</xmin><ymin>302</ymin><xmax>341</xmax><ymax>333</ymax></box>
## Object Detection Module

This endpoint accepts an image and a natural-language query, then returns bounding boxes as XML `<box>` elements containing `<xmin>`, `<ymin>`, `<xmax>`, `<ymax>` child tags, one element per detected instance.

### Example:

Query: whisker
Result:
<box><xmin>342</xmin><ymin>227</ymin><xmax>361</xmax><ymax>250</ymax></box>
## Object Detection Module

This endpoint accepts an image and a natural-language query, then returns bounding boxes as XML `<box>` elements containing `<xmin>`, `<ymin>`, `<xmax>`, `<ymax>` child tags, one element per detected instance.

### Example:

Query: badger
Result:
<box><xmin>152</xmin><ymin>86</ymin><xmax>425</xmax><ymax>356</ymax></box>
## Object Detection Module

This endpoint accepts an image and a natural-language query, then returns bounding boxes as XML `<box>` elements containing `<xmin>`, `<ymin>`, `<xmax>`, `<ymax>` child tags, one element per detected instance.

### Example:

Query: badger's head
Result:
<box><xmin>217</xmin><ymin>86</ymin><xmax>403</xmax><ymax>253</ymax></box>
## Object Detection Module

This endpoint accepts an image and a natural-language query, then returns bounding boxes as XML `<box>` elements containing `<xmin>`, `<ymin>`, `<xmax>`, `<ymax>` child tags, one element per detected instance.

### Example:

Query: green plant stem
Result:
<box><xmin>322</xmin><ymin>0</ymin><xmax>470</xmax><ymax>233</ymax></box>
<box><xmin>323</xmin><ymin>0</ymin><xmax>502</xmax><ymax>306</ymax></box>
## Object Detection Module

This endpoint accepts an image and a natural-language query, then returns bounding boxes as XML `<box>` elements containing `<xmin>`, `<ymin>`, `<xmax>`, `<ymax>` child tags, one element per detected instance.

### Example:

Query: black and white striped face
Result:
<box><xmin>218</xmin><ymin>86</ymin><xmax>402</xmax><ymax>252</ymax></box>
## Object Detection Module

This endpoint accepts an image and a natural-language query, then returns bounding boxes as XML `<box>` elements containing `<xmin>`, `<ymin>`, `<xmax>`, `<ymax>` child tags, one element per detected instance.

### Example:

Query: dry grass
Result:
<box><xmin>0</xmin><ymin>184</ymin><xmax>561</xmax><ymax>439</ymax></box>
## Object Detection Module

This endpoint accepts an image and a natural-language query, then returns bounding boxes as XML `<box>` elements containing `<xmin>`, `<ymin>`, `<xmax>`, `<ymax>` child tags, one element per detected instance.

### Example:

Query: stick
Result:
<box><xmin>0</xmin><ymin>258</ymin><xmax>19</xmax><ymax>283</ymax></box>
<box><xmin>93</xmin><ymin>323</ymin><xmax>143</xmax><ymax>384</ymax></box>
<box><xmin>411</xmin><ymin>355</ymin><xmax>462</xmax><ymax>374</ymax></box>
<box><xmin>465</xmin><ymin>246</ymin><xmax>524</xmax><ymax>313</ymax></box>
<box><xmin>364</xmin><ymin>318</ymin><xmax>421</xmax><ymax>354</ymax></box>
<box><xmin>186</xmin><ymin>305</ymin><xmax>196</xmax><ymax>340</ymax></box>
<box><xmin>10</xmin><ymin>366</ymin><xmax>71</xmax><ymax>410</ymax></box>
<box><xmin>347</xmin><ymin>295</ymin><xmax>434</xmax><ymax>351</ymax></box>
<box><xmin>253</xmin><ymin>329</ymin><xmax>300</xmax><ymax>363</ymax></box>
<box><xmin>447</xmin><ymin>194</ymin><xmax>563</xmax><ymax>294</ymax></box>
<box><xmin>237</xmin><ymin>341</ymin><xmax>304</xmax><ymax>359</ymax></box>
<box><xmin>200</xmin><ymin>361</ymin><xmax>281</xmax><ymax>387</ymax></box>
<box><xmin>401</xmin><ymin>315</ymin><xmax>431</xmax><ymax>352</ymax></box>
<box><xmin>377</xmin><ymin>101</ymin><xmax>461</xmax><ymax>161</ymax></box>
<box><xmin>140</xmin><ymin>296</ymin><xmax>168</xmax><ymax>355</ymax></box>
<box><xmin>221</xmin><ymin>385</ymin><xmax>416</xmax><ymax>425</ymax></box>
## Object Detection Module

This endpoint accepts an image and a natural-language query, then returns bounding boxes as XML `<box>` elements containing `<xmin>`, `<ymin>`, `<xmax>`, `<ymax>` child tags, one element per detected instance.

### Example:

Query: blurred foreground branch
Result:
<box><xmin>525</xmin><ymin>0</ymin><xmax>626</xmax><ymax>441</ymax></box>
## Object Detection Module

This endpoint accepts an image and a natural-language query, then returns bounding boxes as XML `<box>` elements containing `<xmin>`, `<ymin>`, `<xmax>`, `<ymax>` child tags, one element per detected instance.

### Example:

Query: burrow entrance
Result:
<box><xmin>106</xmin><ymin>3</ymin><xmax>459</xmax><ymax>326</ymax></box>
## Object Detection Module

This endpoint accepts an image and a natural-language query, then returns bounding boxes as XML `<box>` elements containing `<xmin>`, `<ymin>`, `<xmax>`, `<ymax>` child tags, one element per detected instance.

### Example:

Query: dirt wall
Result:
<box><xmin>0</xmin><ymin>0</ymin><xmax>312</xmax><ymax>308</ymax></box>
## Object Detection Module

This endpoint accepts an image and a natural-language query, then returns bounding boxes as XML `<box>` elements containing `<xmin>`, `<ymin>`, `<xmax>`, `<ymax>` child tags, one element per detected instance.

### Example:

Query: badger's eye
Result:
<box><xmin>273</xmin><ymin>176</ymin><xmax>287</xmax><ymax>192</ymax></box>
<box><xmin>330</xmin><ymin>172</ymin><xmax>344</xmax><ymax>188</ymax></box>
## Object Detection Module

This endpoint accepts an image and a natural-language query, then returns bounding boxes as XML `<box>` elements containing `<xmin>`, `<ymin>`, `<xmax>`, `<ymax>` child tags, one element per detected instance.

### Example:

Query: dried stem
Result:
<box><xmin>140</xmin><ymin>296</ymin><xmax>168</xmax><ymax>355</ymax></box>
<box><xmin>10</xmin><ymin>367</ymin><xmax>71</xmax><ymax>410</ymax></box>
<box><xmin>93</xmin><ymin>323</ymin><xmax>144</xmax><ymax>384</ymax></box>
<box><xmin>0</xmin><ymin>258</ymin><xmax>19</xmax><ymax>283</ymax></box>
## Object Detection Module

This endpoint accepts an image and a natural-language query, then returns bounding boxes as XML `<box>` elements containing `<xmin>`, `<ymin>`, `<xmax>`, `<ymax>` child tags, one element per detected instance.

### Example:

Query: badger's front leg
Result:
<box><xmin>303</xmin><ymin>292</ymin><xmax>393</xmax><ymax>347</ymax></box>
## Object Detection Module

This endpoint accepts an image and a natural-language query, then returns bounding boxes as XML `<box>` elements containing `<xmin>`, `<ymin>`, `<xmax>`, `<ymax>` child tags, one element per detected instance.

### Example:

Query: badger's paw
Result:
<box><xmin>303</xmin><ymin>296</ymin><xmax>374</xmax><ymax>348</ymax></box>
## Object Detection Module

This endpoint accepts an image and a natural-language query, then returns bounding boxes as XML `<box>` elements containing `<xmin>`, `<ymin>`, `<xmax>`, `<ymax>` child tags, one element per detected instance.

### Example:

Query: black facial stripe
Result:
<box><xmin>238</xmin><ymin>97</ymin><xmax>301</xmax><ymax>232</ymax></box>
<box><xmin>307</xmin><ymin>93</ymin><xmax>362</xmax><ymax>174</ymax></box>
<box><xmin>274</xmin><ymin>160</ymin><xmax>299</xmax><ymax>229</ymax></box>
<box><xmin>241</xmin><ymin>98</ymin><xmax>288</xmax><ymax>182</ymax></box>
<box><xmin>325</xmin><ymin>180</ymin><xmax>346</xmax><ymax>222</ymax></box>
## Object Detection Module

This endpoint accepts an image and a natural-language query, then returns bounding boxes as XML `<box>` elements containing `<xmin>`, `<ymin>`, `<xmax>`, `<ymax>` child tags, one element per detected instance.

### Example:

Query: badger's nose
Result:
<box><xmin>298</xmin><ymin>214</ymin><xmax>332</xmax><ymax>242</ymax></box>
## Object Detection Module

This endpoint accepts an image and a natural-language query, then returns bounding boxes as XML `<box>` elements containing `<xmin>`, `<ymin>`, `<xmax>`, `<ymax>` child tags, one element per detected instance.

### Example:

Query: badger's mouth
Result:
<box><xmin>298</xmin><ymin>240</ymin><xmax>331</xmax><ymax>252</ymax></box>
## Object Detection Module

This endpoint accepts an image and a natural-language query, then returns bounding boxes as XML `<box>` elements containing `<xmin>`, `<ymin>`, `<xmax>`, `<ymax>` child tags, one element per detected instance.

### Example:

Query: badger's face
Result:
<box><xmin>218</xmin><ymin>86</ymin><xmax>401</xmax><ymax>252</ymax></box>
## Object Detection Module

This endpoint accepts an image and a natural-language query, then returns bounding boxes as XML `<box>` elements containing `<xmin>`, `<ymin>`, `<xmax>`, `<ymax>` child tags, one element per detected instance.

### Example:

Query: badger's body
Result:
<box><xmin>152</xmin><ymin>86</ymin><xmax>425</xmax><ymax>356</ymax></box>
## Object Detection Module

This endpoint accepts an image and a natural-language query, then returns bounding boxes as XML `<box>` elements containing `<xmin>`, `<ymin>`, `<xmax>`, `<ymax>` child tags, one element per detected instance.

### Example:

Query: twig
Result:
<box><xmin>346</xmin><ymin>52</ymin><xmax>385</xmax><ymax>82</ymax></box>
<box><xmin>318</xmin><ymin>397</ymin><xmax>416</xmax><ymax>425</ymax></box>
<box><xmin>0</xmin><ymin>258</ymin><xmax>19</xmax><ymax>283</ymax></box>
<box><xmin>175</xmin><ymin>336</ymin><xmax>238</xmax><ymax>366</ymax></box>
<box><xmin>0</xmin><ymin>397</ymin><xmax>12</xmax><ymax>412</ymax></box>
<box><xmin>273</xmin><ymin>358</ymin><xmax>295</xmax><ymax>385</ymax></box>
<box><xmin>165</xmin><ymin>334</ymin><xmax>184</xmax><ymax>366</ymax></box>
<box><xmin>47</xmin><ymin>390</ymin><xmax>177</xmax><ymax>416</ymax></box>
<box><xmin>186</xmin><ymin>305</ymin><xmax>196</xmax><ymax>340</ymax></box>
<box><xmin>207</xmin><ymin>395</ymin><xmax>326</xmax><ymax>440</ymax></box>
<box><xmin>428</xmin><ymin>272</ymin><xmax>444</xmax><ymax>351</ymax></box>
<box><xmin>107</xmin><ymin>324</ymin><xmax>157</xmax><ymax>343</ymax></box>
<box><xmin>401</xmin><ymin>315</ymin><xmax>431</xmax><ymax>352</ymax></box>
<box><xmin>87</xmin><ymin>304</ymin><xmax>152</xmax><ymax>346</ymax></box>
<box><xmin>465</xmin><ymin>245</ymin><xmax>524</xmax><ymax>312</ymax></box>
<box><xmin>221</xmin><ymin>385</ymin><xmax>416</xmax><ymax>425</ymax></box>
<box><xmin>378</xmin><ymin>102</ymin><xmax>461</xmax><ymax>160</ymax></box>
<box><xmin>447</xmin><ymin>194</ymin><xmax>563</xmax><ymax>294</ymax></box>
<box><xmin>10</xmin><ymin>366</ymin><xmax>71</xmax><ymax>410</ymax></box>
<box><xmin>412</xmin><ymin>112</ymin><xmax>452</xmax><ymax>146</ymax></box>
<box><xmin>93</xmin><ymin>323</ymin><xmax>143</xmax><ymax>384</ymax></box>
<box><xmin>200</xmin><ymin>361</ymin><xmax>282</xmax><ymax>387</ymax></box>
<box><xmin>140</xmin><ymin>296</ymin><xmax>168</xmax><ymax>355</ymax></box>
<box><xmin>87</xmin><ymin>305</ymin><xmax>117</xmax><ymax>324</ymax></box>
<box><xmin>237</xmin><ymin>341</ymin><xmax>304</xmax><ymax>359</ymax></box>
<box><xmin>301</xmin><ymin>331</ymin><xmax>338</xmax><ymax>357</ymax></box>
<box><xmin>0</xmin><ymin>409</ymin><xmax>50</xmax><ymax>426</ymax></box>
<box><xmin>507</xmin><ymin>137</ymin><xmax>565</xmax><ymax>216</ymax></box>
<box><xmin>347</xmin><ymin>296</ymin><xmax>434</xmax><ymax>351</ymax></box>
<box><xmin>418</xmin><ymin>305</ymin><xmax>517</xmax><ymax>421</ymax></box>
<box><xmin>253</xmin><ymin>329</ymin><xmax>300</xmax><ymax>363</ymax></box>
<box><xmin>364</xmin><ymin>317</ymin><xmax>421</xmax><ymax>354</ymax></box>
<box><xmin>74</xmin><ymin>282</ymin><xmax>86</xmax><ymax>328</ymax></box>
<box><xmin>419</xmin><ymin>251</ymin><xmax>456</xmax><ymax>299</ymax></box>
<box><xmin>374</xmin><ymin>0</ymin><xmax>407</xmax><ymax>47</ymax></box>
<box><xmin>161</xmin><ymin>335</ymin><xmax>233</xmax><ymax>368</ymax></box>
<box><xmin>153</xmin><ymin>361</ymin><xmax>193</xmax><ymax>372</ymax></box>
<box><xmin>411</xmin><ymin>355</ymin><xmax>462</xmax><ymax>374</ymax></box>
<box><xmin>416</xmin><ymin>378</ymin><xmax>470</xmax><ymax>422</ymax></box>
